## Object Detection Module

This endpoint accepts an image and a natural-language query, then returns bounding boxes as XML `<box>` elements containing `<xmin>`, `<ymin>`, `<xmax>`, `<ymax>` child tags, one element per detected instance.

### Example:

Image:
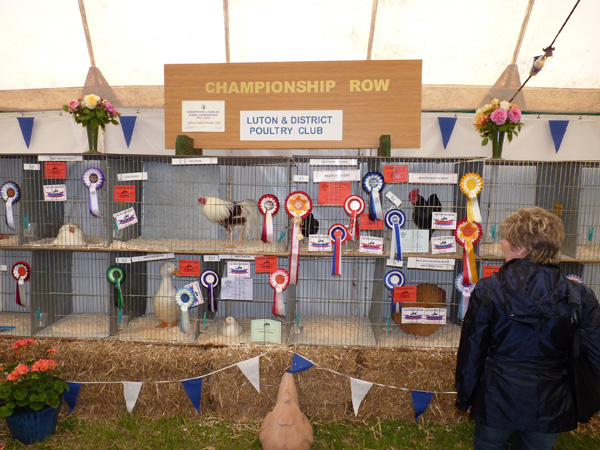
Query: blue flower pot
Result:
<box><xmin>5</xmin><ymin>404</ymin><xmax>59</xmax><ymax>444</ymax></box>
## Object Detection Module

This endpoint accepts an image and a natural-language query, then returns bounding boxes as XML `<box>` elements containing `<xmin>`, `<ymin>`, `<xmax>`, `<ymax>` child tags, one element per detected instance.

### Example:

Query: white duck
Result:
<box><xmin>221</xmin><ymin>316</ymin><xmax>242</xmax><ymax>338</ymax></box>
<box><xmin>152</xmin><ymin>261</ymin><xmax>181</xmax><ymax>328</ymax></box>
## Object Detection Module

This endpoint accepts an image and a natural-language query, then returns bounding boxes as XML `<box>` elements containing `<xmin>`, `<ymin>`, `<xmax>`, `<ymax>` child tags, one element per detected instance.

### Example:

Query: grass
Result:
<box><xmin>0</xmin><ymin>415</ymin><xmax>599</xmax><ymax>449</ymax></box>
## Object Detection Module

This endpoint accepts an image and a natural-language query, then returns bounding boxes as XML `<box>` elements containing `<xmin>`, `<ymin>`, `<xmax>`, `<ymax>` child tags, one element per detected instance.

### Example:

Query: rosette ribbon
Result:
<box><xmin>385</xmin><ymin>209</ymin><xmax>406</xmax><ymax>263</ymax></box>
<box><xmin>285</xmin><ymin>191</ymin><xmax>312</xmax><ymax>284</ymax></box>
<box><xmin>106</xmin><ymin>265</ymin><xmax>125</xmax><ymax>309</ymax></box>
<box><xmin>82</xmin><ymin>168</ymin><xmax>105</xmax><ymax>217</ymax></box>
<box><xmin>328</xmin><ymin>224</ymin><xmax>348</xmax><ymax>276</ymax></box>
<box><xmin>269</xmin><ymin>268</ymin><xmax>290</xmax><ymax>317</ymax></box>
<box><xmin>460</xmin><ymin>173</ymin><xmax>483</xmax><ymax>223</ymax></box>
<box><xmin>258</xmin><ymin>194</ymin><xmax>280</xmax><ymax>244</ymax></box>
<box><xmin>455</xmin><ymin>273</ymin><xmax>475</xmax><ymax>320</ymax></box>
<box><xmin>384</xmin><ymin>269</ymin><xmax>405</xmax><ymax>314</ymax></box>
<box><xmin>454</xmin><ymin>219</ymin><xmax>483</xmax><ymax>286</ymax></box>
<box><xmin>344</xmin><ymin>195</ymin><xmax>365</xmax><ymax>240</ymax></box>
<box><xmin>201</xmin><ymin>270</ymin><xmax>220</xmax><ymax>313</ymax></box>
<box><xmin>12</xmin><ymin>261</ymin><xmax>30</xmax><ymax>307</ymax></box>
<box><xmin>362</xmin><ymin>172</ymin><xmax>385</xmax><ymax>221</ymax></box>
<box><xmin>1</xmin><ymin>182</ymin><xmax>20</xmax><ymax>230</ymax></box>
<box><xmin>174</xmin><ymin>286</ymin><xmax>196</xmax><ymax>333</ymax></box>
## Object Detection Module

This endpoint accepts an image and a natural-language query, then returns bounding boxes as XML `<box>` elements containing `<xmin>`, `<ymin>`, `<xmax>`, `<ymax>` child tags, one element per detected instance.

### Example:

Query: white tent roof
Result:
<box><xmin>1</xmin><ymin>0</ymin><xmax>598</xmax><ymax>112</ymax></box>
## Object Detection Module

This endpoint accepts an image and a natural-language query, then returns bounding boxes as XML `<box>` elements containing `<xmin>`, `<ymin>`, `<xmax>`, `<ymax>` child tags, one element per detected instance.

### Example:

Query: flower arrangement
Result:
<box><xmin>0</xmin><ymin>338</ymin><xmax>69</xmax><ymax>418</ymax></box>
<box><xmin>473</xmin><ymin>98</ymin><xmax>523</xmax><ymax>146</ymax></box>
<box><xmin>63</xmin><ymin>94</ymin><xmax>121</xmax><ymax>129</ymax></box>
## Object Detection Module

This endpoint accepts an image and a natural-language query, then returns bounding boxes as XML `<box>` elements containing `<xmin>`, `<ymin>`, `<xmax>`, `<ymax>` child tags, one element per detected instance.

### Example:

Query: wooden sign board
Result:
<box><xmin>164</xmin><ymin>60</ymin><xmax>422</xmax><ymax>150</ymax></box>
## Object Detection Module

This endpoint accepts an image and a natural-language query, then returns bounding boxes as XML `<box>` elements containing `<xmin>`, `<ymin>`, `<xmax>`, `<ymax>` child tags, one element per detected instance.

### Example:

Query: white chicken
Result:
<box><xmin>198</xmin><ymin>197</ymin><xmax>260</xmax><ymax>248</ymax></box>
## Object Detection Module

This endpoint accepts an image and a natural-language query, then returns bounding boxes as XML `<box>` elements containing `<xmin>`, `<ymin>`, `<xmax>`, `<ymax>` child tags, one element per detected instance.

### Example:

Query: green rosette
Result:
<box><xmin>106</xmin><ymin>265</ymin><xmax>125</xmax><ymax>308</ymax></box>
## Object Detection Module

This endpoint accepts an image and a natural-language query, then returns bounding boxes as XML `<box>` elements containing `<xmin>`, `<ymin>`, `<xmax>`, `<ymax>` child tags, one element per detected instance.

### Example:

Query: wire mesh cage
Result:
<box><xmin>1</xmin><ymin>155</ymin><xmax>599</xmax><ymax>346</ymax></box>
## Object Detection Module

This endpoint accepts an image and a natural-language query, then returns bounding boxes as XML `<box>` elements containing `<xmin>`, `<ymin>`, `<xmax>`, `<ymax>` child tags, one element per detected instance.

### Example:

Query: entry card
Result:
<box><xmin>227</xmin><ymin>261</ymin><xmax>251</xmax><ymax>278</ymax></box>
<box><xmin>400</xmin><ymin>230</ymin><xmax>429</xmax><ymax>253</ymax></box>
<box><xmin>179</xmin><ymin>259</ymin><xmax>201</xmax><ymax>277</ymax></box>
<box><xmin>255</xmin><ymin>256</ymin><xmax>277</xmax><ymax>273</ymax></box>
<box><xmin>359</xmin><ymin>236</ymin><xmax>383</xmax><ymax>254</ymax></box>
<box><xmin>251</xmin><ymin>319</ymin><xmax>282</xmax><ymax>344</ymax></box>
<box><xmin>308</xmin><ymin>235</ymin><xmax>332</xmax><ymax>252</ymax></box>
<box><xmin>383</xmin><ymin>165</ymin><xmax>409</xmax><ymax>183</ymax></box>
<box><xmin>113</xmin><ymin>207</ymin><xmax>138</xmax><ymax>229</ymax></box>
<box><xmin>220</xmin><ymin>277</ymin><xmax>253</xmax><ymax>300</ymax></box>
<box><xmin>43</xmin><ymin>184</ymin><xmax>67</xmax><ymax>202</ymax></box>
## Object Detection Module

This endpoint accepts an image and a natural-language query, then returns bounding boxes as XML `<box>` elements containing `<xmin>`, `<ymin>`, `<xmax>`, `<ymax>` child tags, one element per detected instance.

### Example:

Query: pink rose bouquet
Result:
<box><xmin>63</xmin><ymin>94</ymin><xmax>121</xmax><ymax>129</ymax></box>
<box><xmin>473</xmin><ymin>98</ymin><xmax>523</xmax><ymax>146</ymax></box>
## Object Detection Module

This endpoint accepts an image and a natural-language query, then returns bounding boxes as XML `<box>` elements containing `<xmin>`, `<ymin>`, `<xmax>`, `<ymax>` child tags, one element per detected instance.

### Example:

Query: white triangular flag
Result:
<box><xmin>123</xmin><ymin>381</ymin><xmax>143</xmax><ymax>413</ymax></box>
<box><xmin>237</xmin><ymin>355</ymin><xmax>261</xmax><ymax>393</ymax></box>
<box><xmin>350</xmin><ymin>377</ymin><xmax>373</xmax><ymax>417</ymax></box>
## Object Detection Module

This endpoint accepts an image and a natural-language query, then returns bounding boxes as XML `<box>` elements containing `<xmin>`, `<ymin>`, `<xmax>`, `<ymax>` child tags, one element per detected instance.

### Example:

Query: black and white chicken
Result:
<box><xmin>198</xmin><ymin>196</ymin><xmax>260</xmax><ymax>247</ymax></box>
<box><xmin>408</xmin><ymin>189</ymin><xmax>442</xmax><ymax>238</ymax></box>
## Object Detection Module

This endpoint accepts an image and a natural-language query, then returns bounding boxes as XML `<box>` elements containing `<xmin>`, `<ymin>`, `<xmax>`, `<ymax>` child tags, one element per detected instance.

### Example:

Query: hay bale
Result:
<box><xmin>391</xmin><ymin>283</ymin><xmax>447</xmax><ymax>336</ymax></box>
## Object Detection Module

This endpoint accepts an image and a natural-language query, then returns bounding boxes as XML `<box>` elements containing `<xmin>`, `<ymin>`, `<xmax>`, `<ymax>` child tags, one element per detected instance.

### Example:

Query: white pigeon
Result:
<box><xmin>221</xmin><ymin>316</ymin><xmax>242</xmax><ymax>338</ymax></box>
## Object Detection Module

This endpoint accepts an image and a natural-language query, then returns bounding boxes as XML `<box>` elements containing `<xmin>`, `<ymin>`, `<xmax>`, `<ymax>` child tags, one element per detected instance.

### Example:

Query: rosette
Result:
<box><xmin>384</xmin><ymin>269</ymin><xmax>405</xmax><ymax>314</ymax></box>
<box><xmin>82</xmin><ymin>168</ymin><xmax>105</xmax><ymax>217</ymax></box>
<box><xmin>343</xmin><ymin>195</ymin><xmax>365</xmax><ymax>240</ymax></box>
<box><xmin>285</xmin><ymin>191</ymin><xmax>312</xmax><ymax>284</ymax></box>
<box><xmin>362</xmin><ymin>172</ymin><xmax>385</xmax><ymax>221</ymax></box>
<box><xmin>566</xmin><ymin>274</ymin><xmax>583</xmax><ymax>284</ymax></box>
<box><xmin>201</xmin><ymin>270</ymin><xmax>220</xmax><ymax>313</ymax></box>
<box><xmin>1</xmin><ymin>181</ymin><xmax>21</xmax><ymax>230</ymax></box>
<box><xmin>454</xmin><ymin>219</ymin><xmax>483</xmax><ymax>285</ymax></box>
<box><xmin>258</xmin><ymin>194</ymin><xmax>280</xmax><ymax>244</ymax></box>
<box><xmin>106</xmin><ymin>265</ymin><xmax>125</xmax><ymax>309</ymax></box>
<box><xmin>455</xmin><ymin>273</ymin><xmax>476</xmax><ymax>320</ymax></box>
<box><xmin>174</xmin><ymin>286</ymin><xmax>196</xmax><ymax>333</ymax></box>
<box><xmin>460</xmin><ymin>173</ymin><xmax>483</xmax><ymax>223</ymax></box>
<box><xmin>269</xmin><ymin>268</ymin><xmax>290</xmax><ymax>317</ymax></box>
<box><xmin>11</xmin><ymin>261</ymin><xmax>30</xmax><ymax>307</ymax></box>
<box><xmin>384</xmin><ymin>209</ymin><xmax>406</xmax><ymax>263</ymax></box>
<box><xmin>328</xmin><ymin>224</ymin><xmax>348</xmax><ymax>276</ymax></box>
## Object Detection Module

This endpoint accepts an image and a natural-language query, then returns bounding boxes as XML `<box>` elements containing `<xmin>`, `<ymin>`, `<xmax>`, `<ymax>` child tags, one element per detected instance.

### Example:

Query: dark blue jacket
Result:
<box><xmin>455</xmin><ymin>258</ymin><xmax>600</xmax><ymax>433</ymax></box>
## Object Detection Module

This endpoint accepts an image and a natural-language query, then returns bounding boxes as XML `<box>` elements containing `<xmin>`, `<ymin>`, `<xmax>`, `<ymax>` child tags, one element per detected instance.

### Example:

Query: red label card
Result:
<box><xmin>178</xmin><ymin>260</ymin><xmax>200</xmax><ymax>277</ymax></box>
<box><xmin>318</xmin><ymin>182</ymin><xmax>351</xmax><ymax>205</ymax></box>
<box><xmin>114</xmin><ymin>185</ymin><xmax>136</xmax><ymax>202</ymax></box>
<box><xmin>393</xmin><ymin>286</ymin><xmax>417</xmax><ymax>302</ymax></box>
<box><xmin>360</xmin><ymin>213</ymin><xmax>384</xmax><ymax>230</ymax></box>
<box><xmin>384</xmin><ymin>165</ymin><xmax>409</xmax><ymax>183</ymax></box>
<box><xmin>483</xmin><ymin>265</ymin><xmax>501</xmax><ymax>278</ymax></box>
<box><xmin>44</xmin><ymin>162</ymin><xmax>67</xmax><ymax>179</ymax></box>
<box><xmin>255</xmin><ymin>255</ymin><xmax>277</xmax><ymax>273</ymax></box>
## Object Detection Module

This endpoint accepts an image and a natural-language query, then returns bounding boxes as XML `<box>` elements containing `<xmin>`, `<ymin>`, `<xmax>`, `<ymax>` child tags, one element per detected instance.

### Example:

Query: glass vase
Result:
<box><xmin>86</xmin><ymin>124</ymin><xmax>99</xmax><ymax>153</ymax></box>
<box><xmin>491</xmin><ymin>131</ymin><xmax>505</xmax><ymax>159</ymax></box>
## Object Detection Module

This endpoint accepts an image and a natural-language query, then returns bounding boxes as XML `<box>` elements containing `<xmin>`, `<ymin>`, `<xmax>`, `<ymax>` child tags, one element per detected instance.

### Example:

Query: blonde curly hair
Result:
<box><xmin>499</xmin><ymin>206</ymin><xmax>564</xmax><ymax>264</ymax></box>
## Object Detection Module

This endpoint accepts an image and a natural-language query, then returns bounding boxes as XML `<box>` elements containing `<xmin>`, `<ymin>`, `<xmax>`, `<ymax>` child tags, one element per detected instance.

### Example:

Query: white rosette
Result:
<box><xmin>174</xmin><ymin>286</ymin><xmax>196</xmax><ymax>333</ymax></box>
<box><xmin>82</xmin><ymin>168</ymin><xmax>105</xmax><ymax>217</ymax></box>
<box><xmin>1</xmin><ymin>182</ymin><xmax>20</xmax><ymax>230</ymax></box>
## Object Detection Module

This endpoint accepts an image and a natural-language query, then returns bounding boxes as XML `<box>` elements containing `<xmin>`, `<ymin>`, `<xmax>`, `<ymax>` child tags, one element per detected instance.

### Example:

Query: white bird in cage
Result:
<box><xmin>198</xmin><ymin>197</ymin><xmax>260</xmax><ymax>248</ymax></box>
<box><xmin>220</xmin><ymin>316</ymin><xmax>242</xmax><ymax>338</ymax></box>
<box><xmin>152</xmin><ymin>261</ymin><xmax>181</xmax><ymax>328</ymax></box>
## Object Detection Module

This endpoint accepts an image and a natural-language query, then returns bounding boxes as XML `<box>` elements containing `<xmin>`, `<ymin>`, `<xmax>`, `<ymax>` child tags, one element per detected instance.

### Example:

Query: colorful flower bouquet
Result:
<box><xmin>0</xmin><ymin>338</ymin><xmax>69</xmax><ymax>418</ymax></box>
<box><xmin>474</xmin><ymin>98</ymin><xmax>523</xmax><ymax>158</ymax></box>
<box><xmin>63</xmin><ymin>94</ymin><xmax>121</xmax><ymax>129</ymax></box>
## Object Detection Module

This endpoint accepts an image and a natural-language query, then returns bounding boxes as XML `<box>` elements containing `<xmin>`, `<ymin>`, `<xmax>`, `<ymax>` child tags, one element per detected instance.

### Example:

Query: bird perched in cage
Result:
<box><xmin>198</xmin><ymin>197</ymin><xmax>260</xmax><ymax>248</ymax></box>
<box><xmin>220</xmin><ymin>316</ymin><xmax>242</xmax><ymax>338</ymax></box>
<box><xmin>152</xmin><ymin>261</ymin><xmax>181</xmax><ymax>328</ymax></box>
<box><xmin>408</xmin><ymin>189</ymin><xmax>442</xmax><ymax>238</ymax></box>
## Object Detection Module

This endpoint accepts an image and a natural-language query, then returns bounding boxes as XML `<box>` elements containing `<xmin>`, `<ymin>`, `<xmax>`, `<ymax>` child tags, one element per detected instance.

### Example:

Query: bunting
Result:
<box><xmin>548</xmin><ymin>120</ymin><xmax>569</xmax><ymax>153</ymax></box>
<box><xmin>120</xmin><ymin>116</ymin><xmax>137</xmax><ymax>147</ymax></box>
<box><xmin>64</xmin><ymin>382</ymin><xmax>81</xmax><ymax>416</ymax></box>
<box><xmin>437</xmin><ymin>117</ymin><xmax>457</xmax><ymax>149</ymax></box>
<box><xmin>123</xmin><ymin>381</ymin><xmax>143</xmax><ymax>413</ymax></box>
<box><xmin>17</xmin><ymin>117</ymin><xmax>34</xmax><ymax>148</ymax></box>
<box><xmin>350</xmin><ymin>377</ymin><xmax>373</xmax><ymax>416</ymax></box>
<box><xmin>411</xmin><ymin>391</ymin><xmax>434</xmax><ymax>423</ymax></box>
<box><xmin>181</xmin><ymin>378</ymin><xmax>203</xmax><ymax>413</ymax></box>
<box><xmin>237</xmin><ymin>356</ymin><xmax>261</xmax><ymax>393</ymax></box>
<box><xmin>287</xmin><ymin>353</ymin><xmax>315</xmax><ymax>373</ymax></box>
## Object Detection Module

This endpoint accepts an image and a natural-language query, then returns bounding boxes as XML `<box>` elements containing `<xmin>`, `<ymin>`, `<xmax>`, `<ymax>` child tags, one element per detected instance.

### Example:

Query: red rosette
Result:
<box><xmin>284</xmin><ymin>191</ymin><xmax>312</xmax><ymax>219</ymax></box>
<box><xmin>269</xmin><ymin>268</ymin><xmax>290</xmax><ymax>316</ymax></box>
<box><xmin>454</xmin><ymin>219</ymin><xmax>483</xmax><ymax>247</ymax></box>
<box><xmin>343</xmin><ymin>195</ymin><xmax>365</xmax><ymax>216</ymax></box>
<box><xmin>258</xmin><ymin>194</ymin><xmax>280</xmax><ymax>216</ymax></box>
<box><xmin>12</xmin><ymin>261</ymin><xmax>31</xmax><ymax>307</ymax></box>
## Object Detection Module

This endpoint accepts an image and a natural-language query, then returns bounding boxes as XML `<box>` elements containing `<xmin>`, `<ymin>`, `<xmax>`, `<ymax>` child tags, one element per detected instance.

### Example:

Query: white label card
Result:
<box><xmin>113</xmin><ymin>207</ymin><xmax>138</xmax><ymax>230</ymax></box>
<box><xmin>43</xmin><ymin>184</ymin><xmax>67</xmax><ymax>202</ymax></box>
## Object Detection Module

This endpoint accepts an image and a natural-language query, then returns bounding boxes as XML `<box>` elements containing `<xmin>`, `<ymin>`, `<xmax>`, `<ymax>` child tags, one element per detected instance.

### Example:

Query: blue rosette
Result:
<box><xmin>385</xmin><ymin>209</ymin><xmax>406</xmax><ymax>262</ymax></box>
<box><xmin>82</xmin><ymin>167</ymin><xmax>104</xmax><ymax>217</ymax></box>
<box><xmin>328</xmin><ymin>224</ymin><xmax>348</xmax><ymax>276</ymax></box>
<box><xmin>385</xmin><ymin>269</ymin><xmax>405</xmax><ymax>314</ymax></box>
<box><xmin>174</xmin><ymin>286</ymin><xmax>196</xmax><ymax>333</ymax></box>
<box><xmin>362</xmin><ymin>172</ymin><xmax>385</xmax><ymax>221</ymax></box>
<box><xmin>201</xmin><ymin>270</ymin><xmax>220</xmax><ymax>313</ymax></box>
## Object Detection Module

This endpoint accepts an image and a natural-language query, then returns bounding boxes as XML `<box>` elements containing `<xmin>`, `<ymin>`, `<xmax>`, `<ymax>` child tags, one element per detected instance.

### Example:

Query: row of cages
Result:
<box><xmin>0</xmin><ymin>155</ymin><xmax>599</xmax><ymax>261</ymax></box>
<box><xmin>0</xmin><ymin>250</ymin><xmax>597</xmax><ymax>347</ymax></box>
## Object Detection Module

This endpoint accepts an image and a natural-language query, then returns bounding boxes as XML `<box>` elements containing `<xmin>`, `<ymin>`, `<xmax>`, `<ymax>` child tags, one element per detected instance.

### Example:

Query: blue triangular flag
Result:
<box><xmin>120</xmin><ymin>116</ymin><xmax>137</xmax><ymax>148</ymax></box>
<box><xmin>549</xmin><ymin>120</ymin><xmax>569</xmax><ymax>153</ymax></box>
<box><xmin>17</xmin><ymin>117</ymin><xmax>34</xmax><ymax>148</ymax></box>
<box><xmin>181</xmin><ymin>378</ymin><xmax>203</xmax><ymax>413</ymax></box>
<box><xmin>287</xmin><ymin>353</ymin><xmax>314</xmax><ymax>373</ymax></box>
<box><xmin>411</xmin><ymin>390</ymin><xmax>434</xmax><ymax>423</ymax></box>
<box><xmin>64</xmin><ymin>382</ymin><xmax>82</xmax><ymax>416</ymax></box>
<box><xmin>437</xmin><ymin>117</ymin><xmax>457</xmax><ymax>149</ymax></box>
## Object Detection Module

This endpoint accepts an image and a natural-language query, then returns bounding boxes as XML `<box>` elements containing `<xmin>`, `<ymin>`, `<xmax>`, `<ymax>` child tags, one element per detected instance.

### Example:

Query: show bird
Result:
<box><xmin>408</xmin><ymin>189</ymin><xmax>442</xmax><ymax>238</ymax></box>
<box><xmin>220</xmin><ymin>316</ymin><xmax>242</xmax><ymax>338</ymax></box>
<box><xmin>198</xmin><ymin>197</ymin><xmax>260</xmax><ymax>248</ymax></box>
<box><xmin>152</xmin><ymin>261</ymin><xmax>181</xmax><ymax>328</ymax></box>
